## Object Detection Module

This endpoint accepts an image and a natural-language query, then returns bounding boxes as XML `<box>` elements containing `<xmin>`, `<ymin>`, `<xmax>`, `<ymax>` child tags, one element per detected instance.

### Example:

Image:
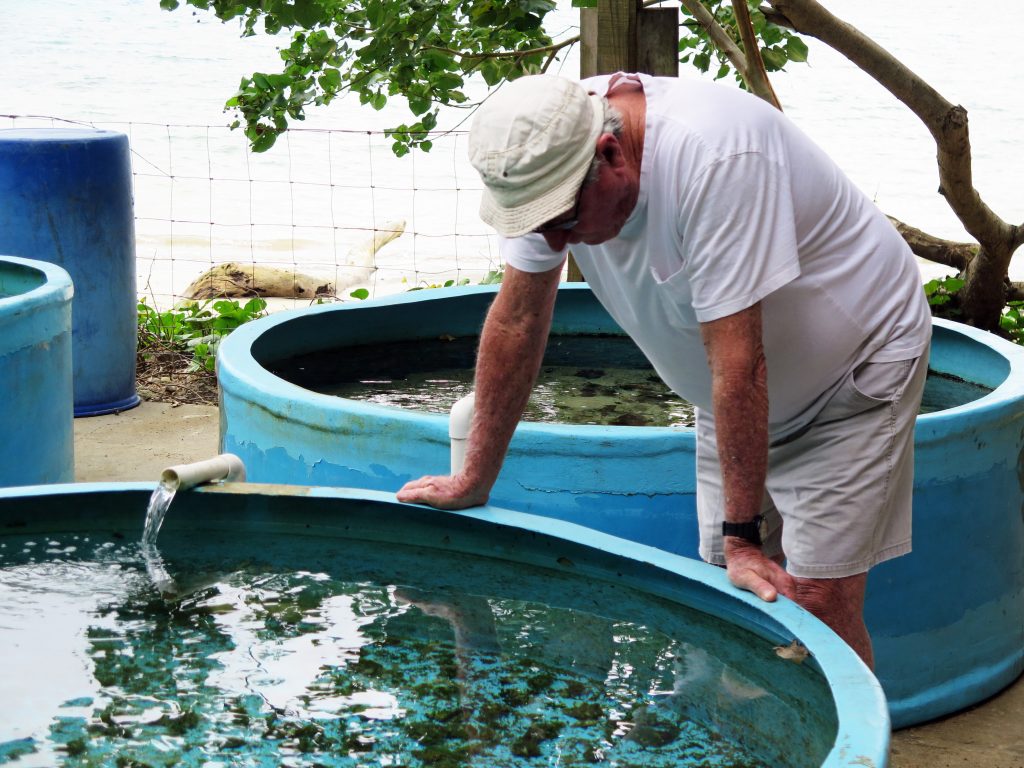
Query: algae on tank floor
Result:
<box><xmin>272</xmin><ymin>334</ymin><xmax>990</xmax><ymax>427</ymax></box>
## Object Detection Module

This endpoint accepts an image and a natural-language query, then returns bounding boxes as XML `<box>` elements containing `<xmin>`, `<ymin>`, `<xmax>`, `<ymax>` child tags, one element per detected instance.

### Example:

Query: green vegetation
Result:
<box><xmin>135</xmin><ymin>296</ymin><xmax>268</xmax><ymax>405</ymax></box>
<box><xmin>137</xmin><ymin>296</ymin><xmax>268</xmax><ymax>373</ymax></box>
<box><xmin>924</xmin><ymin>276</ymin><xmax>1024</xmax><ymax>346</ymax></box>
<box><xmin>161</xmin><ymin>0</ymin><xmax>806</xmax><ymax>156</ymax></box>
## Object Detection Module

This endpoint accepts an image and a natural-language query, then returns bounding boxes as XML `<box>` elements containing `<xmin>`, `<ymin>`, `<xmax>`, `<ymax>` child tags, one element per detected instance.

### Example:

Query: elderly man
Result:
<box><xmin>397</xmin><ymin>73</ymin><xmax>931</xmax><ymax>667</ymax></box>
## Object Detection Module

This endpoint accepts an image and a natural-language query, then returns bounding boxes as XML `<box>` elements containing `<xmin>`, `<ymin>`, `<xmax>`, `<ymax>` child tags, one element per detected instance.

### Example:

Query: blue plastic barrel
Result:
<box><xmin>0</xmin><ymin>255</ymin><xmax>74</xmax><ymax>486</ymax></box>
<box><xmin>0</xmin><ymin>129</ymin><xmax>140</xmax><ymax>416</ymax></box>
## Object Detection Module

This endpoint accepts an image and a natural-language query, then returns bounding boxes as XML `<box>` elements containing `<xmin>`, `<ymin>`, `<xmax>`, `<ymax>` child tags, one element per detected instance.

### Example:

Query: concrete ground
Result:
<box><xmin>73</xmin><ymin>400</ymin><xmax>1024</xmax><ymax>767</ymax></box>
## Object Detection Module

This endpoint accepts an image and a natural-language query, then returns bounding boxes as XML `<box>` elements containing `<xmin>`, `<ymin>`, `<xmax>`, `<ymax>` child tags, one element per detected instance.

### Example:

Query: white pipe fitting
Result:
<box><xmin>449</xmin><ymin>393</ymin><xmax>475</xmax><ymax>475</ymax></box>
<box><xmin>161</xmin><ymin>453</ymin><xmax>247</xmax><ymax>491</ymax></box>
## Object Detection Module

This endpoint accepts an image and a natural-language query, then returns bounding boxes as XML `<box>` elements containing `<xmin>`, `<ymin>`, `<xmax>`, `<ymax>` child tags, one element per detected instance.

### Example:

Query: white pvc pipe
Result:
<box><xmin>161</xmin><ymin>453</ymin><xmax>247</xmax><ymax>491</ymax></box>
<box><xmin>449</xmin><ymin>393</ymin><xmax>475</xmax><ymax>474</ymax></box>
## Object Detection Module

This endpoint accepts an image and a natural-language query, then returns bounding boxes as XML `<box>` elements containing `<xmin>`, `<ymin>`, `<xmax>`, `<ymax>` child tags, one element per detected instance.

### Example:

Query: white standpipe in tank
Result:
<box><xmin>449</xmin><ymin>393</ymin><xmax>475</xmax><ymax>475</ymax></box>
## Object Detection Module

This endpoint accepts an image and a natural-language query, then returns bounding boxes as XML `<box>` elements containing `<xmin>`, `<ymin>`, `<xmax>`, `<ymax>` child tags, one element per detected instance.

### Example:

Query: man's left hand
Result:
<box><xmin>724</xmin><ymin>538</ymin><xmax>796</xmax><ymax>602</ymax></box>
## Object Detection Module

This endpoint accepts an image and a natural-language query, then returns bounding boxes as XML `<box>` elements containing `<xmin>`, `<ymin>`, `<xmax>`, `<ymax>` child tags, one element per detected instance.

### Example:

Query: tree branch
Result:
<box><xmin>422</xmin><ymin>39</ymin><xmax>576</xmax><ymax>60</ymax></box>
<box><xmin>886</xmin><ymin>216</ymin><xmax>976</xmax><ymax>272</ymax></box>
<box><xmin>766</xmin><ymin>0</ymin><xmax>1013</xmax><ymax>253</ymax></box>
<box><xmin>731</xmin><ymin>0</ymin><xmax>782</xmax><ymax>109</ymax></box>
<box><xmin>758</xmin><ymin>4</ymin><xmax>794</xmax><ymax>29</ymax></box>
<box><xmin>676</xmin><ymin>0</ymin><xmax>749</xmax><ymax>78</ymax></box>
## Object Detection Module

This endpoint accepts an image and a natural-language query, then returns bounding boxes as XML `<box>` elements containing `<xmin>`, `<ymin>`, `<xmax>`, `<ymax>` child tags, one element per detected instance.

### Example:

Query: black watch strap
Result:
<box><xmin>721</xmin><ymin>514</ymin><xmax>764</xmax><ymax>546</ymax></box>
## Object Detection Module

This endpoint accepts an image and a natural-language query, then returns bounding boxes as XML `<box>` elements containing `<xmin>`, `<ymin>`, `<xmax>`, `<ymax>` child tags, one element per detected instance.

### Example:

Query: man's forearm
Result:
<box><xmin>460</xmin><ymin>265</ymin><xmax>562</xmax><ymax>492</ymax></box>
<box><xmin>701</xmin><ymin>303</ymin><xmax>769</xmax><ymax>525</ymax></box>
<box><xmin>712</xmin><ymin>367</ymin><xmax>768</xmax><ymax>525</ymax></box>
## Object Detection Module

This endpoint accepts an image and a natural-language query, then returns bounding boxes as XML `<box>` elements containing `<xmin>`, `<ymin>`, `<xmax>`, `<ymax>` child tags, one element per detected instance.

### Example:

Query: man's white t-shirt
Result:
<box><xmin>501</xmin><ymin>73</ymin><xmax>932</xmax><ymax>439</ymax></box>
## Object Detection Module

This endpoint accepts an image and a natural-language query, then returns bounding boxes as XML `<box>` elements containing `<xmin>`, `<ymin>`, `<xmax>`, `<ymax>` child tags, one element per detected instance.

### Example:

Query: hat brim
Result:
<box><xmin>478</xmin><ymin>92</ymin><xmax>606</xmax><ymax>238</ymax></box>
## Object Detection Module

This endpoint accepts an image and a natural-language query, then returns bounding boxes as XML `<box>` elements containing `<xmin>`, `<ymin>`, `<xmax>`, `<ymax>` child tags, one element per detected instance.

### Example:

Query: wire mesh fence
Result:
<box><xmin>3</xmin><ymin>114</ymin><xmax>505</xmax><ymax>310</ymax></box>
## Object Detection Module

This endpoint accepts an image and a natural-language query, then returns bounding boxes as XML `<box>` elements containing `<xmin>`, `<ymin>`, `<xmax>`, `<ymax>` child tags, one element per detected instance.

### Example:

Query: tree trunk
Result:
<box><xmin>960</xmin><ymin>248</ymin><xmax>1011</xmax><ymax>330</ymax></box>
<box><xmin>762</xmin><ymin>0</ymin><xmax>1024</xmax><ymax>333</ymax></box>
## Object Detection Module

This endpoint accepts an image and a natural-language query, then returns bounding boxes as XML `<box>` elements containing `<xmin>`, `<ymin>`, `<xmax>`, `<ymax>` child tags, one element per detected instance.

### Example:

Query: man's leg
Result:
<box><xmin>767</xmin><ymin>354</ymin><xmax>927</xmax><ymax>669</ymax></box>
<box><xmin>792</xmin><ymin>572</ymin><xmax>871</xmax><ymax>668</ymax></box>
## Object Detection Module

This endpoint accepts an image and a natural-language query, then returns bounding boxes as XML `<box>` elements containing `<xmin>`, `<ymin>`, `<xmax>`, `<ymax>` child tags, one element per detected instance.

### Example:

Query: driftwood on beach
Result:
<box><xmin>182</xmin><ymin>221</ymin><xmax>405</xmax><ymax>299</ymax></box>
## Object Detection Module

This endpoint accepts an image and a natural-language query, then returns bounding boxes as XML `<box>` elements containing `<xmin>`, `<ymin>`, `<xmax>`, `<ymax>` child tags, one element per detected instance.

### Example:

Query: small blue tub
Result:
<box><xmin>0</xmin><ymin>255</ymin><xmax>74</xmax><ymax>486</ymax></box>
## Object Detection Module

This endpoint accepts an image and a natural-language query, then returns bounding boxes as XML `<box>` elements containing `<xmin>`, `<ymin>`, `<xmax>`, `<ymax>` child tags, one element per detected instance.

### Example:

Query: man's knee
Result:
<box><xmin>792</xmin><ymin>572</ymin><xmax>873</xmax><ymax>667</ymax></box>
<box><xmin>792</xmin><ymin>572</ymin><xmax>867</xmax><ymax>623</ymax></box>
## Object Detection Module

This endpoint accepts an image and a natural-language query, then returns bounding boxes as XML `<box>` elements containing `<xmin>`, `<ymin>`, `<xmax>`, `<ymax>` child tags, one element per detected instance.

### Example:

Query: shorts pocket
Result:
<box><xmin>816</xmin><ymin>359</ymin><xmax>912</xmax><ymax>425</ymax></box>
<box><xmin>851</xmin><ymin>359</ymin><xmax>914</xmax><ymax>403</ymax></box>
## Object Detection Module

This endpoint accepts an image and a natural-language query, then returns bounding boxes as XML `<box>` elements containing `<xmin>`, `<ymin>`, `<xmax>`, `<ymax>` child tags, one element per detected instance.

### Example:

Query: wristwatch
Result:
<box><xmin>722</xmin><ymin>514</ymin><xmax>766</xmax><ymax>546</ymax></box>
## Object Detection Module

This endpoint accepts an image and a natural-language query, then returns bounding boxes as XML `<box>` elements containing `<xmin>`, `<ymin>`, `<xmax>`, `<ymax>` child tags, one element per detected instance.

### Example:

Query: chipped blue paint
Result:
<box><xmin>218</xmin><ymin>284</ymin><xmax>1024</xmax><ymax>728</ymax></box>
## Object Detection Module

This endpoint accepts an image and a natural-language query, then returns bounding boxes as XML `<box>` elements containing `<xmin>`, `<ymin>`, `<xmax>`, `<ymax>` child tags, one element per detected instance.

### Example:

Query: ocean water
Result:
<box><xmin>2</xmin><ymin>0</ymin><xmax>1021</xmax><ymax>302</ymax></box>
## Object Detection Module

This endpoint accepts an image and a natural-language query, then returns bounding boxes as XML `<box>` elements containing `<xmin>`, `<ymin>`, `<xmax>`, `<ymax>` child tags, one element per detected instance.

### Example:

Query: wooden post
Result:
<box><xmin>567</xmin><ymin>0</ymin><xmax>678</xmax><ymax>282</ymax></box>
<box><xmin>580</xmin><ymin>0</ymin><xmax>638</xmax><ymax>77</ymax></box>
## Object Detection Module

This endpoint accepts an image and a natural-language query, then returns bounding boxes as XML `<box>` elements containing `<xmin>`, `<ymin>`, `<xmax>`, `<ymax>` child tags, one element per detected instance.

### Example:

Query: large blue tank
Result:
<box><xmin>0</xmin><ymin>255</ymin><xmax>74</xmax><ymax>486</ymax></box>
<box><xmin>0</xmin><ymin>129</ymin><xmax>139</xmax><ymax>416</ymax></box>
<box><xmin>217</xmin><ymin>284</ymin><xmax>1024</xmax><ymax>727</ymax></box>
<box><xmin>0</xmin><ymin>482</ymin><xmax>889</xmax><ymax>767</ymax></box>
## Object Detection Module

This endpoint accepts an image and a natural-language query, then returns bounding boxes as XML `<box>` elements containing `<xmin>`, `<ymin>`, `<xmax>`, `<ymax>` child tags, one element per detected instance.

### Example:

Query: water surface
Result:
<box><xmin>0</xmin><ymin>527</ymin><xmax>837</xmax><ymax>767</ymax></box>
<box><xmin>273</xmin><ymin>335</ymin><xmax>992</xmax><ymax>427</ymax></box>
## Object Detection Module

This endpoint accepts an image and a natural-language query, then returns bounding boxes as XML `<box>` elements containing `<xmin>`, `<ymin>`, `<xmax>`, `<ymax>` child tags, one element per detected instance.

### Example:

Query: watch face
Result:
<box><xmin>757</xmin><ymin>515</ymin><xmax>768</xmax><ymax>543</ymax></box>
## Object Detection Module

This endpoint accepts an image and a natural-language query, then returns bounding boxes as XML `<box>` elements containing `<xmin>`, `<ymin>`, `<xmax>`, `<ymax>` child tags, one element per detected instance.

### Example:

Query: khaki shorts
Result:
<box><xmin>696</xmin><ymin>353</ymin><xmax>928</xmax><ymax>579</ymax></box>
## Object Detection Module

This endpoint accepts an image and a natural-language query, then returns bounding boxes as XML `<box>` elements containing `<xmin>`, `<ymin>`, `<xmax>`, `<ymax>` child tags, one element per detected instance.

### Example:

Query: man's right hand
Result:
<box><xmin>396</xmin><ymin>474</ymin><xmax>489</xmax><ymax>510</ymax></box>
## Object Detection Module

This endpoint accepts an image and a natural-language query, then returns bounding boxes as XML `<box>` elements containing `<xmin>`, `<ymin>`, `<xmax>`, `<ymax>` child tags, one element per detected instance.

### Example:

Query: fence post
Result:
<box><xmin>568</xmin><ymin>0</ymin><xmax>678</xmax><ymax>282</ymax></box>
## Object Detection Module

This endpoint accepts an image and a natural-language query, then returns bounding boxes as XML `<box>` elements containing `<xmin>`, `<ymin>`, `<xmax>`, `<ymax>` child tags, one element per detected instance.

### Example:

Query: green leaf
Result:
<box><xmin>292</xmin><ymin>0</ymin><xmax>323</xmax><ymax>28</ymax></box>
<box><xmin>760</xmin><ymin>47</ymin><xmax>787</xmax><ymax>70</ymax></box>
<box><xmin>366</xmin><ymin>0</ymin><xmax>384</xmax><ymax>26</ymax></box>
<box><xmin>785</xmin><ymin>36</ymin><xmax>810</xmax><ymax>63</ymax></box>
<box><xmin>480</xmin><ymin>60</ymin><xmax>502</xmax><ymax>86</ymax></box>
<box><xmin>349</xmin><ymin>288</ymin><xmax>370</xmax><ymax>300</ymax></box>
<box><xmin>408</xmin><ymin>96</ymin><xmax>431</xmax><ymax>116</ymax></box>
<box><xmin>318</xmin><ymin>68</ymin><xmax>342</xmax><ymax>92</ymax></box>
<box><xmin>431</xmin><ymin>72</ymin><xmax>463</xmax><ymax>91</ymax></box>
<box><xmin>242</xmin><ymin>297</ymin><xmax>268</xmax><ymax>315</ymax></box>
<box><xmin>251</xmin><ymin>132</ymin><xmax>278</xmax><ymax>153</ymax></box>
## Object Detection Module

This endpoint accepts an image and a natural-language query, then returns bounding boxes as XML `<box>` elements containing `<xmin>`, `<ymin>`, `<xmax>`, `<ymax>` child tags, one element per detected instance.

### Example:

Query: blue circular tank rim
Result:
<box><xmin>219</xmin><ymin>285</ymin><xmax>687</xmax><ymax>441</ymax></box>
<box><xmin>0</xmin><ymin>481</ymin><xmax>890</xmax><ymax>767</ymax></box>
<box><xmin>218</xmin><ymin>284</ymin><xmax>1024</xmax><ymax>440</ymax></box>
<box><xmin>0</xmin><ymin>254</ymin><xmax>73</xmax><ymax>313</ymax></box>
<box><xmin>916</xmin><ymin>317</ymin><xmax>1024</xmax><ymax>436</ymax></box>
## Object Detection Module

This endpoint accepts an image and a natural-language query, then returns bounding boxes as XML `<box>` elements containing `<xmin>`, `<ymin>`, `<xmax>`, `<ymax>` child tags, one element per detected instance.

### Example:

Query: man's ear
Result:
<box><xmin>596</xmin><ymin>133</ymin><xmax>623</xmax><ymax>167</ymax></box>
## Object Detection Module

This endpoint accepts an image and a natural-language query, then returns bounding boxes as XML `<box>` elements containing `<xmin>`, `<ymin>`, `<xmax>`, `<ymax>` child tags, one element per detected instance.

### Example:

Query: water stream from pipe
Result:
<box><xmin>141</xmin><ymin>476</ymin><xmax>179</xmax><ymax>593</ymax></box>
